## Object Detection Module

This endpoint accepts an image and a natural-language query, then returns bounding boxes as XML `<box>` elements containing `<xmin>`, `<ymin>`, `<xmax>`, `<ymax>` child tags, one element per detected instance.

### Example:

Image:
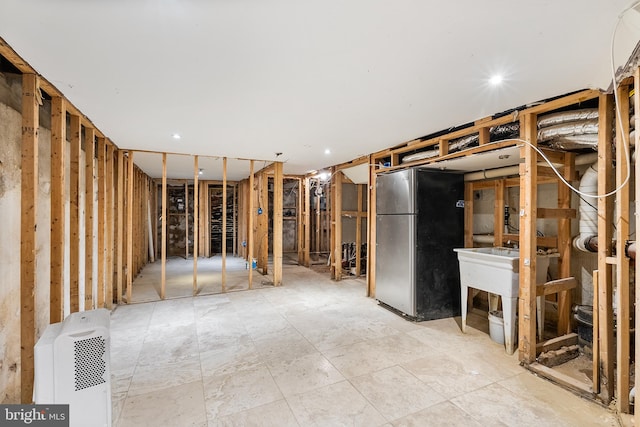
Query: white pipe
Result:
<box><xmin>573</xmin><ymin>162</ymin><xmax>598</xmax><ymax>252</ymax></box>
<box><xmin>630</xmin><ymin>386</ymin><xmax>636</xmax><ymax>405</ymax></box>
<box><xmin>464</xmin><ymin>152</ymin><xmax>598</xmax><ymax>181</ymax></box>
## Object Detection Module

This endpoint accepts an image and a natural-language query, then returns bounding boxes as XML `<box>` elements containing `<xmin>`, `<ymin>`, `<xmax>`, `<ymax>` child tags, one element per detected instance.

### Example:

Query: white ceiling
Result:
<box><xmin>1</xmin><ymin>1</ymin><xmax>639</xmax><ymax>180</ymax></box>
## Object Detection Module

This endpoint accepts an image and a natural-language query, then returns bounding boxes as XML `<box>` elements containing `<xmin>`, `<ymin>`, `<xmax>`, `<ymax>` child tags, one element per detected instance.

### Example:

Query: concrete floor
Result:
<box><xmin>111</xmin><ymin>264</ymin><xmax>618</xmax><ymax>426</ymax></box>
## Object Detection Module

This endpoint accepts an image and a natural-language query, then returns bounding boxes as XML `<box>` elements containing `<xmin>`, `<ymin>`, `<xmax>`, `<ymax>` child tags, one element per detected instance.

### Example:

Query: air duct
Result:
<box><xmin>573</xmin><ymin>162</ymin><xmax>598</xmax><ymax>252</ymax></box>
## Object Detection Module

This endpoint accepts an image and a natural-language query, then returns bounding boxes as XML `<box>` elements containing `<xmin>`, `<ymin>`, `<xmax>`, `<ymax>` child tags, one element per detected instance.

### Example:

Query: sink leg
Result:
<box><xmin>461</xmin><ymin>285</ymin><xmax>468</xmax><ymax>333</ymax></box>
<box><xmin>503</xmin><ymin>296</ymin><xmax>518</xmax><ymax>355</ymax></box>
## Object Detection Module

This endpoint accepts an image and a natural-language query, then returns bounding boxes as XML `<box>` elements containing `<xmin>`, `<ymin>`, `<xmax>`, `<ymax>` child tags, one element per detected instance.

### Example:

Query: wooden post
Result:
<box><xmin>126</xmin><ymin>151</ymin><xmax>134</xmax><ymax>302</ymax></box>
<box><xmin>222</xmin><ymin>158</ymin><xmax>227</xmax><ymax>291</ymax></box>
<box><xmin>84</xmin><ymin>128</ymin><xmax>95</xmax><ymax>310</ymax></box>
<box><xmin>518</xmin><ymin>112</ymin><xmax>538</xmax><ymax>363</ymax></box>
<box><xmin>273</xmin><ymin>162</ymin><xmax>283</xmax><ymax>285</ymax></box>
<box><xmin>303</xmin><ymin>177</ymin><xmax>311</xmax><ymax>267</ymax></box>
<box><xmin>69</xmin><ymin>114</ymin><xmax>81</xmax><ymax>313</ymax></box>
<box><xmin>116</xmin><ymin>150</ymin><xmax>124</xmax><ymax>304</ymax></box>
<box><xmin>20</xmin><ymin>73</ymin><xmax>38</xmax><ymax>403</ymax></box>
<box><xmin>50</xmin><ymin>96</ymin><xmax>65</xmax><ymax>323</ymax></box>
<box><xmin>233</xmin><ymin>184</ymin><xmax>237</xmax><ymax>257</ymax></box>
<box><xmin>332</xmin><ymin>170</ymin><xmax>343</xmax><ymax>280</ymax></box>
<box><xmin>615</xmin><ymin>85</ymin><xmax>630</xmax><ymax>412</ymax></box>
<box><xmin>557</xmin><ymin>152</ymin><xmax>575</xmax><ymax>335</ymax></box>
<box><xmin>593</xmin><ymin>270</ymin><xmax>600</xmax><ymax>394</ymax></box>
<box><xmin>193</xmin><ymin>156</ymin><xmax>199</xmax><ymax>295</ymax></box>
<box><xmin>161</xmin><ymin>154</ymin><xmax>167</xmax><ymax>299</ymax></box>
<box><xmin>97</xmin><ymin>138</ymin><xmax>106</xmax><ymax>308</ymax></box>
<box><xmin>248</xmin><ymin>161</ymin><xmax>255</xmax><ymax>289</ymax></box>
<box><xmin>597</xmin><ymin>93</ymin><xmax>615</xmax><ymax>403</ymax></box>
<box><xmin>105</xmin><ymin>144</ymin><xmax>115</xmax><ymax>308</ymax></box>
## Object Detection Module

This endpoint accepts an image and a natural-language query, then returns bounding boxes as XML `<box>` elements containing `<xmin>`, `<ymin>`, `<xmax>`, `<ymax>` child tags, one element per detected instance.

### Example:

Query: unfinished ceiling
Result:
<box><xmin>1</xmin><ymin>1</ymin><xmax>638</xmax><ymax>179</ymax></box>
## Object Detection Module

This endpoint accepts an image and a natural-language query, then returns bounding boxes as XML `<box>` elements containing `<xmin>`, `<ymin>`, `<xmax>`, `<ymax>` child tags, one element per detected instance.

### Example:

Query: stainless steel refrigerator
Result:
<box><xmin>375</xmin><ymin>168</ymin><xmax>464</xmax><ymax>320</ymax></box>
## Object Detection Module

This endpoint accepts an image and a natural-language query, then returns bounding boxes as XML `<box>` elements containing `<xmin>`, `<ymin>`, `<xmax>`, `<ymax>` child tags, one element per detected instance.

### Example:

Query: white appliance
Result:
<box><xmin>34</xmin><ymin>309</ymin><xmax>112</xmax><ymax>427</ymax></box>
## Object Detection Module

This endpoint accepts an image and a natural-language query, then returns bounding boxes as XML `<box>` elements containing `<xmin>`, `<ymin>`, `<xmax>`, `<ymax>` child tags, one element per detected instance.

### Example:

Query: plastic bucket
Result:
<box><xmin>488</xmin><ymin>310</ymin><xmax>505</xmax><ymax>345</ymax></box>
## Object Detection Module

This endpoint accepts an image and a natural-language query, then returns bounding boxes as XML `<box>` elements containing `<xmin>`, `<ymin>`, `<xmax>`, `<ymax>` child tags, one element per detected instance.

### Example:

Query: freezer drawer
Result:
<box><xmin>376</xmin><ymin>169</ymin><xmax>415</xmax><ymax>215</ymax></box>
<box><xmin>375</xmin><ymin>214</ymin><xmax>416</xmax><ymax>316</ymax></box>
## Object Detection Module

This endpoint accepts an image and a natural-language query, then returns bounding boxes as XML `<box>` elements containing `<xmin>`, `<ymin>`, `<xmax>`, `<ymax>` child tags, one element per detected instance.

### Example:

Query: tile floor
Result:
<box><xmin>111</xmin><ymin>264</ymin><xmax>618</xmax><ymax>426</ymax></box>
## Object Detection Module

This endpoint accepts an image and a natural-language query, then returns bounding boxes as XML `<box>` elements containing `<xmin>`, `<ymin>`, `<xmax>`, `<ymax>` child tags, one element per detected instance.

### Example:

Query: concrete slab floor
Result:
<box><xmin>111</xmin><ymin>264</ymin><xmax>619</xmax><ymax>426</ymax></box>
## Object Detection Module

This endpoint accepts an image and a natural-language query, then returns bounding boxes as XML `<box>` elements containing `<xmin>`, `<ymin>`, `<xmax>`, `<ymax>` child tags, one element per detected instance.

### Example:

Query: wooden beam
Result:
<box><xmin>273</xmin><ymin>161</ymin><xmax>283</xmax><ymax>285</ymax></box>
<box><xmin>518</xmin><ymin>112</ymin><xmax>538</xmax><ymax>364</ymax></box>
<box><xmin>597</xmin><ymin>93</ymin><xmax>615</xmax><ymax>403</ymax></box>
<box><xmin>96</xmin><ymin>138</ymin><xmax>106</xmax><ymax>308</ymax></box>
<box><xmin>20</xmin><ymin>73</ymin><xmax>38</xmax><ymax>404</ymax></box>
<box><xmin>126</xmin><ymin>151</ymin><xmax>134</xmax><ymax>302</ymax></box>
<box><xmin>248</xmin><ymin>160</ymin><xmax>255</xmax><ymax>289</ymax></box>
<box><xmin>615</xmin><ymin>84</ymin><xmax>631</xmax><ymax>412</ymax></box>
<box><xmin>535</xmin><ymin>333</ymin><xmax>579</xmax><ymax>353</ymax></box>
<box><xmin>84</xmin><ymin>127</ymin><xmax>95</xmax><ymax>310</ymax></box>
<box><xmin>161</xmin><ymin>154</ymin><xmax>167</xmax><ymax>299</ymax></box>
<box><xmin>69</xmin><ymin>114</ymin><xmax>81</xmax><ymax>313</ymax></box>
<box><xmin>116</xmin><ymin>150</ymin><xmax>124</xmax><ymax>304</ymax></box>
<box><xmin>527</xmin><ymin>363</ymin><xmax>595</xmax><ymax>400</ymax></box>
<box><xmin>105</xmin><ymin>144</ymin><xmax>115</xmax><ymax>308</ymax></box>
<box><xmin>222</xmin><ymin>158</ymin><xmax>227</xmax><ymax>291</ymax></box>
<box><xmin>50</xmin><ymin>96</ymin><xmax>65</xmax><ymax>323</ymax></box>
<box><xmin>537</xmin><ymin>208</ymin><xmax>576</xmax><ymax>219</ymax></box>
<box><xmin>536</xmin><ymin>277</ymin><xmax>576</xmax><ymax>296</ymax></box>
<box><xmin>193</xmin><ymin>156</ymin><xmax>199</xmax><ymax>296</ymax></box>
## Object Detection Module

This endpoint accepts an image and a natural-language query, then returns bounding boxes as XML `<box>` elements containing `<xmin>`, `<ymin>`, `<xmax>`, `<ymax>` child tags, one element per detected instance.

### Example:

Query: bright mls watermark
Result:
<box><xmin>0</xmin><ymin>405</ymin><xmax>69</xmax><ymax>426</ymax></box>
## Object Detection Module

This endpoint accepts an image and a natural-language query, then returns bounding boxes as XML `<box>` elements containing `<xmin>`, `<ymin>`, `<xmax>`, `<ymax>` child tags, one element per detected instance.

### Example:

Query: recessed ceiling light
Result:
<box><xmin>198</xmin><ymin>168</ymin><xmax>204</xmax><ymax>175</ymax></box>
<box><xmin>172</xmin><ymin>133</ymin><xmax>181</xmax><ymax>140</ymax></box>
<box><xmin>489</xmin><ymin>75</ymin><xmax>503</xmax><ymax>86</ymax></box>
<box><xmin>324</xmin><ymin>149</ymin><xmax>331</xmax><ymax>155</ymax></box>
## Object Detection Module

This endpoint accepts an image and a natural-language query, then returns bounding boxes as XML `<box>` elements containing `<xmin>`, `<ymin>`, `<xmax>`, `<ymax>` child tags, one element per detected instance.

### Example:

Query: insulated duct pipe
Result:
<box><xmin>573</xmin><ymin>162</ymin><xmax>598</xmax><ymax>252</ymax></box>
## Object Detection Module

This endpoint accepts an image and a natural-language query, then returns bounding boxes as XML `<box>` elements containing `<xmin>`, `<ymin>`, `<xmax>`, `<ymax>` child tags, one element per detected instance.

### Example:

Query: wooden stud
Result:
<box><xmin>248</xmin><ymin>160</ymin><xmax>255</xmax><ymax>289</ymax></box>
<box><xmin>493</xmin><ymin>180</ymin><xmax>505</xmax><ymax>247</ymax></box>
<box><xmin>97</xmin><ymin>138</ymin><xmax>106</xmax><ymax>308</ymax></box>
<box><xmin>355</xmin><ymin>184</ymin><xmax>363</xmax><ymax>277</ymax></box>
<box><xmin>161</xmin><ymin>154</ymin><xmax>167</xmax><ymax>299</ymax></box>
<box><xmin>126</xmin><ymin>151</ymin><xmax>134</xmax><ymax>302</ymax></box>
<box><xmin>332</xmin><ymin>170</ymin><xmax>343</xmax><ymax>281</ymax></box>
<box><xmin>84</xmin><ymin>128</ymin><xmax>95</xmax><ymax>310</ymax></box>
<box><xmin>518</xmin><ymin>112</ymin><xmax>538</xmax><ymax>364</ymax></box>
<box><xmin>615</xmin><ymin>84</ymin><xmax>631</xmax><ymax>412</ymax></box>
<box><xmin>297</xmin><ymin>178</ymin><xmax>304</xmax><ymax>265</ymax></box>
<box><xmin>20</xmin><ymin>73</ymin><xmax>38</xmax><ymax>403</ymax></box>
<box><xmin>69</xmin><ymin>114</ymin><xmax>81</xmax><ymax>313</ymax></box>
<box><xmin>597</xmin><ymin>93</ymin><xmax>615</xmax><ymax>403</ymax></box>
<box><xmin>105</xmin><ymin>144</ymin><xmax>115</xmax><ymax>308</ymax></box>
<box><xmin>258</xmin><ymin>172</ymin><xmax>269</xmax><ymax>273</ymax></box>
<box><xmin>556</xmin><ymin>153</ymin><xmax>575</xmax><ymax>335</ymax></box>
<box><xmin>315</xmin><ymin>182</ymin><xmax>321</xmax><ymax>255</ymax></box>
<box><xmin>367</xmin><ymin>158</ymin><xmax>377</xmax><ymax>297</ymax></box>
<box><xmin>478</xmin><ymin>127</ymin><xmax>490</xmax><ymax>145</ymax></box>
<box><xmin>222</xmin><ymin>158</ymin><xmax>227</xmax><ymax>291</ymax></box>
<box><xmin>598</xmin><ymin>93</ymin><xmax>616</xmax><ymax>403</ymax></box>
<box><xmin>233</xmin><ymin>184</ymin><xmax>237</xmax><ymax>257</ymax></box>
<box><xmin>464</xmin><ymin>183</ymin><xmax>474</xmax><ymax>248</ymax></box>
<box><xmin>273</xmin><ymin>162</ymin><xmax>283</xmax><ymax>285</ymax></box>
<box><xmin>193</xmin><ymin>156</ymin><xmax>199</xmax><ymax>295</ymax></box>
<box><xmin>304</xmin><ymin>177</ymin><xmax>311</xmax><ymax>267</ymax></box>
<box><xmin>50</xmin><ymin>96</ymin><xmax>65</xmax><ymax>323</ymax></box>
<box><xmin>593</xmin><ymin>270</ymin><xmax>600</xmax><ymax>394</ymax></box>
<box><xmin>635</xmin><ymin>65</ymin><xmax>640</xmax><ymax>427</ymax></box>
<box><xmin>116</xmin><ymin>150</ymin><xmax>124</xmax><ymax>304</ymax></box>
